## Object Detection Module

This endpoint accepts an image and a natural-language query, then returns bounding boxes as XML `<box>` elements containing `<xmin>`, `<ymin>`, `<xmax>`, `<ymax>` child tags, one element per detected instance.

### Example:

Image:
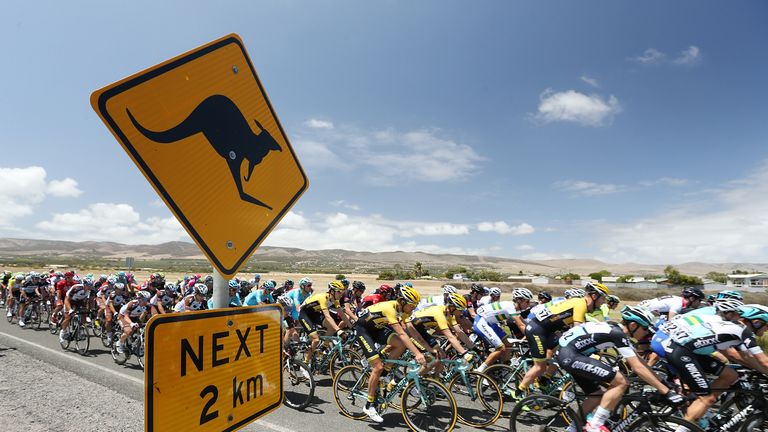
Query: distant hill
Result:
<box><xmin>0</xmin><ymin>238</ymin><xmax>766</xmax><ymax>276</ymax></box>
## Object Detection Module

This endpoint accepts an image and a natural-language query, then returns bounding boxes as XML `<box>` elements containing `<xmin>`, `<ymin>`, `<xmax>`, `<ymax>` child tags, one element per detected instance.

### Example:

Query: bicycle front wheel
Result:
<box><xmin>484</xmin><ymin>363</ymin><xmax>521</xmax><ymax>417</ymax></box>
<box><xmin>329</xmin><ymin>347</ymin><xmax>364</xmax><ymax>377</ymax></box>
<box><xmin>283</xmin><ymin>359</ymin><xmax>316</xmax><ymax>410</ymax></box>
<box><xmin>400</xmin><ymin>378</ymin><xmax>457</xmax><ymax>432</ymax></box>
<box><xmin>448</xmin><ymin>371</ymin><xmax>502</xmax><ymax>427</ymax></box>
<box><xmin>74</xmin><ymin>323</ymin><xmax>90</xmax><ymax>355</ymax></box>
<box><xmin>510</xmin><ymin>394</ymin><xmax>581</xmax><ymax>432</ymax></box>
<box><xmin>331</xmin><ymin>364</ymin><xmax>368</xmax><ymax>419</ymax></box>
<box><xmin>624</xmin><ymin>414</ymin><xmax>704</xmax><ymax>432</ymax></box>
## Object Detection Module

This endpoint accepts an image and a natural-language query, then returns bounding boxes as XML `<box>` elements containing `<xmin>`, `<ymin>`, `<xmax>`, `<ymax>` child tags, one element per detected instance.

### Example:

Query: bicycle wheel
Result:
<box><xmin>29</xmin><ymin>307</ymin><xmax>41</xmax><ymax>329</ymax></box>
<box><xmin>101</xmin><ymin>328</ymin><xmax>113</xmax><ymax>348</ymax></box>
<box><xmin>332</xmin><ymin>364</ymin><xmax>368</xmax><ymax>419</ymax></box>
<box><xmin>625</xmin><ymin>414</ymin><xmax>704</xmax><ymax>432</ymax></box>
<box><xmin>112</xmin><ymin>340</ymin><xmax>129</xmax><ymax>365</ymax></box>
<box><xmin>484</xmin><ymin>363</ymin><xmax>521</xmax><ymax>417</ymax></box>
<box><xmin>510</xmin><ymin>394</ymin><xmax>581</xmax><ymax>432</ymax></box>
<box><xmin>283</xmin><ymin>359</ymin><xmax>316</xmax><ymax>410</ymax></box>
<box><xmin>91</xmin><ymin>317</ymin><xmax>104</xmax><ymax>337</ymax></box>
<box><xmin>329</xmin><ymin>347</ymin><xmax>364</xmax><ymax>377</ymax></box>
<box><xmin>74</xmin><ymin>322</ymin><xmax>90</xmax><ymax>355</ymax></box>
<box><xmin>6</xmin><ymin>305</ymin><xmax>15</xmax><ymax>323</ymax></box>
<box><xmin>400</xmin><ymin>377</ymin><xmax>457</xmax><ymax>432</ymax></box>
<box><xmin>448</xmin><ymin>371</ymin><xmax>502</xmax><ymax>427</ymax></box>
<box><xmin>49</xmin><ymin>312</ymin><xmax>60</xmax><ymax>334</ymax></box>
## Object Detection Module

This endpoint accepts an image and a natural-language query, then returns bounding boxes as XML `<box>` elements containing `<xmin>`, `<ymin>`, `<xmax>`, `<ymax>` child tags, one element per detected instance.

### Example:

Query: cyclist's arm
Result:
<box><xmin>625</xmin><ymin>355</ymin><xmax>670</xmax><ymax>394</ymax></box>
<box><xmin>511</xmin><ymin>315</ymin><xmax>526</xmax><ymax>334</ymax></box>
<box><xmin>343</xmin><ymin>302</ymin><xmax>357</xmax><ymax>323</ymax></box>
<box><xmin>391</xmin><ymin>321</ymin><xmax>426</xmax><ymax>364</ymax></box>
<box><xmin>321</xmin><ymin>307</ymin><xmax>341</xmax><ymax>333</ymax></box>
<box><xmin>439</xmin><ymin>327</ymin><xmax>465</xmax><ymax>354</ymax></box>
<box><xmin>451</xmin><ymin>323</ymin><xmax>473</xmax><ymax>348</ymax></box>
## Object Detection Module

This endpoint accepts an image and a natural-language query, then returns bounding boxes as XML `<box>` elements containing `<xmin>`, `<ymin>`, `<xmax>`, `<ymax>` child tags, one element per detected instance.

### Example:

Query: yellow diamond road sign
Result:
<box><xmin>90</xmin><ymin>34</ymin><xmax>308</xmax><ymax>277</ymax></box>
<box><xmin>145</xmin><ymin>306</ymin><xmax>283</xmax><ymax>432</ymax></box>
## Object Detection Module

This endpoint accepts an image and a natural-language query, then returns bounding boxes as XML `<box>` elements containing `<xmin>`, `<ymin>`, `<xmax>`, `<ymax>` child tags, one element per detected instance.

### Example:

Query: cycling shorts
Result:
<box><xmin>10</xmin><ymin>289</ymin><xmax>21</xmax><ymax>300</ymax></box>
<box><xmin>299</xmin><ymin>308</ymin><xmax>324</xmax><ymax>335</ymax></box>
<box><xmin>667</xmin><ymin>343</ymin><xmax>725</xmax><ymax>395</ymax></box>
<box><xmin>525</xmin><ymin>319</ymin><xmax>558</xmax><ymax>361</ymax></box>
<box><xmin>555</xmin><ymin>346</ymin><xmax>616</xmax><ymax>395</ymax></box>
<box><xmin>21</xmin><ymin>291</ymin><xmax>40</xmax><ymax>300</ymax></box>
<box><xmin>354</xmin><ymin>321</ymin><xmax>395</xmax><ymax>361</ymax></box>
<box><xmin>472</xmin><ymin>316</ymin><xmax>507</xmax><ymax>349</ymax></box>
<box><xmin>650</xmin><ymin>328</ymin><xmax>671</xmax><ymax>358</ymax></box>
<box><xmin>412</xmin><ymin>323</ymin><xmax>438</xmax><ymax>349</ymax></box>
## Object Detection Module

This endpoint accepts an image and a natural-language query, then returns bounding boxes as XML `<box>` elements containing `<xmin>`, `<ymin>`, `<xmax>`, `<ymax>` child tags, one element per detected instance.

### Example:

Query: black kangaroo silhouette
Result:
<box><xmin>126</xmin><ymin>94</ymin><xmax>282</xmax><ymax>210</ymax></box>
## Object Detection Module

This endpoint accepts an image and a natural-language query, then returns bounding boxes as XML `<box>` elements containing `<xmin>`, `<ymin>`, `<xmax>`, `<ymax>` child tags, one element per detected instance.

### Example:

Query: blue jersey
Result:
<box><xmin>286</xmin><ymin>288</ymin><xmax>310</xmax><ymax>319</ymax></box>
<box><xmin>206</xmin><ymin>294</ymin><xmax>242</xmax><ymax>309</ymax></box>
<box><xmin>243</xmin><ymin>289</ymin><xmax>272</xmax><ymax>306</ymax></box>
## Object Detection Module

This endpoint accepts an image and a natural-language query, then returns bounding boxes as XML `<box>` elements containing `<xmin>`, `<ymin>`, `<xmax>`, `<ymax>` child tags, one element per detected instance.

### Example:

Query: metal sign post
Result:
<box><xmin>212</xmin><ymin>269</ymin><xmax>229</xmax><ymax>309</ymax></box>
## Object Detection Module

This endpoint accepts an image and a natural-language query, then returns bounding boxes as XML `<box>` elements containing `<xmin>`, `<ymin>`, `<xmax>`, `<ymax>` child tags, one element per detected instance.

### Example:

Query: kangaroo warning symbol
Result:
<box><xmin>91</xmin><ymin>34</ymin><xmax>308</xmax><ymax>277</ymax></box>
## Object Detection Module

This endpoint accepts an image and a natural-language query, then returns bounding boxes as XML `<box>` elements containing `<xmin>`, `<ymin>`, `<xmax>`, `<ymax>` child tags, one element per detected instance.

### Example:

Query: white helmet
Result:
<box><xmin>442</xmin><ymin>284</ymin><xmax>457</xmax><ymax>294</ymax></box>
<box><xmin>489</xmin><ymin>287</ymin><xmax>502</xmax><ymax>297</ymax></box>
<box><xmin>277</xmin><ymin>294</ymin><xmax>294</xmax><ymax>309</ymax></box>
<box><xmin>715</xmin><ymin>298</ymin><xmax>744</xmax><ymax>313</ymax></box>
<box><xmin>512</xmin><ymin>288</ymin><xmax>533</xmax><ymax>300</ymax></box>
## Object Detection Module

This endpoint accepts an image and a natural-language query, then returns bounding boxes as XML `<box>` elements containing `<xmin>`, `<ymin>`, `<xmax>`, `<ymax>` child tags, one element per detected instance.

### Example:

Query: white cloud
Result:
<box><xmin>672</xmin><ymin>46</ymin><xmax>701</xmax><ymax>66</ymax></box>
<box><xmin>599</xmin><ymin>160</ymin><xmax>768</xmax><ymax>263</ymax></box>
<box><xmin>295</xmin><ymin>121</ymin><xmax>484</xmax><ymax>183</ymax></box>
<box><xmin>580</xmin><ymin>75</ymin><xmax>600</xmax><ymax>88</ymax></box>
<box><xmin>639</xmin><ymin>177</ymin><xmax>689</xmax><ymax>187</ymax></box>
<box><xmin>530</xmin><ymin>89</ymin><xmax>622</xmax><ymax>127</ymax></box>
<box><xmin>516</xmin><ymin>244</ymin><xmax>535</xmax><ymax>251</ymax></box>
<box><xmin>46</xmin><ymin>178</ymin><xmax>83</xmax><ymax>197</ymax></box>
<box><xmin>330</xmin><ymin>200</ymin><xmax>361</xmax><ymax>211</ymax></box>
<box><xmin>36</xmin><ymin>203</ymin><xmax>187</xmax><ymax>244</ymax></box>
<box><xmin>304</xmin><ymin>118</ymin><xmax>334</xmax><ymax>129</ymax></box>
<box><xmin>628</xmin><ymin>48</ymin><xmax>666</xmax><ymax>64</ymax></box>
<box><xmin>477</xmin><ymin>221</ymin><xmax>535</xmax><ymax>235</ymax></box>
<box><xmin>0</xmin><ymin>166</ymin><xmax>82</xmax><ymax>227</ymax></box>
<box><xmin>554</xmin><ymin>180</ymin><xmax>624</xmax><ymax>196</ymax></box>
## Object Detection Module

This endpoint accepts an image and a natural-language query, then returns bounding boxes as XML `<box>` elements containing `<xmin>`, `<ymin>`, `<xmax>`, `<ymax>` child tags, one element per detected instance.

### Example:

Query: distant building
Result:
<box><xmin>506</xmin><ymin>275</ymin><xmax>551</xmax><ymax>284</ymax></box>
<box><xmin>726</xmin><ymin>273</ymin><xmax>768</xmax><ymax>289</ymax></box>
<box><xmin>452</xmin><ymin>273</ymin><xmax>469</xmax><ymax>281</ymax></box>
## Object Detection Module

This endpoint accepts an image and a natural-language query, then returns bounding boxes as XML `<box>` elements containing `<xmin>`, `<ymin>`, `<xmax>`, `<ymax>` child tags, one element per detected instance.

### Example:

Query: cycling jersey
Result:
<box><xmin>151</xmin><ymin>292</ymin><xmax>176</xmax><ymax>309</ymax></box>
<box><xmin>360</xmin><ymin>293</ymin><xmax>386</xmax><ymax>309</ymax></box>
<box><xmin>416</xmin><ymin>295</ymin><xmax>445</xmax><ymax>311</ymax></box>
<box><xmin>475</xmin><ymin>301</ymin><xmax>521</xmax><ymax>326</ymax></box>
<box><xmin>21</xmin><ymin>280</ymin><xmax>44</xmax><ymax>295</ymax></box>
<box><xmin>409</xmin><ymin>305</ymin><xmax>456</xmax><ymax>331</ymax></box>
<box><xmin>680</xmin><ymin>306</ymin><xmax>716</xmax><ymax>317</ymax></box>
<box><xmin>107</xmin><ymin>290</ymin><xmax>129</xmax><ymax>309</ymax></box>
<box><xmin>529</xmin><ymin>297</ymin><xmax>587</xmax><ymax>331</ymax></box>
<box><xmin>663</xmin><ymin>314</ymin><xmax>761</xmax><ymax>356</ymax></box>
<box><xmin>206</xmin><ymin>295</ymin><xmax>242</xmax><ymax>309</ymax></box>
<box><xmin>285</xmin><ymin>288</ymin><xmax>311</xmax><ymax>320</ymax></box>
<box><xmin>477</xmin><ymin>295</ymin><xmax>497</xmax><ymax>306</ymax></box>
<box><xmin>585</xmin><ymin>303</ymin><xmax>610</xmax><ymax>322</ymax></box>
<box><xmin>340</xmin><ymin>289</ymin><xmax>362</xmax><ymax>310</ymax></box>
<box><xmin>243</xmin><ymin>289</ymin><xmax>272</xmax><ymax>306</ymax></box>
<box><xmin>66</xmin><ymin>285</ymin><xmax>91</xmax><ymax>302</ymax></box>
<box><xmin>302</xmin><ymin>292</ymin><xmax>337</xmax><ymax>315</ymax></box>
<box><xmin>120</xmin><ymin>300</ymin><xmax>148</xmax><ymax>319</ymax></box>
<box><xmin>174</xmin><ymin>294</ymin><xmax>205</xmax><ymax>312</ymax></box>
<box><xmin>638</xmin><ymin>296</ymin><xmax>685</xmax><ymax>316</ymax></box>
<box><xmin>354</xmin><ymin>300</ymin><xmax>405</xmax><ymax>361</ymax></box>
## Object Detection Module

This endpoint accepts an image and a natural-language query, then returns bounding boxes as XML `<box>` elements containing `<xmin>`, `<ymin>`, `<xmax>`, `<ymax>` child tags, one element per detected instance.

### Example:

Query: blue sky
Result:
<box><xmin>2</xmin><ymin>1</ymin><xmax>768</xmax><ymax>264</ymax></box>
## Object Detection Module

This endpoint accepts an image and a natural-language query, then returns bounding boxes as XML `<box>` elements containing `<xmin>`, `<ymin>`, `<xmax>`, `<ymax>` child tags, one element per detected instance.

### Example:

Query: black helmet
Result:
<box><xmin>538</xmin><ymin>291</ymin><xmax>552</xmax><ymax>303</ymax></box>
<box><xmin>470</xmin><ymin>283</ymin><xmax>485</xmax><ymax>294</ymax></box>
<box><xmin>682</xmin><ymin>287</ymin><xmax>705</xmax><ymax>300</ymax></box>
<box><xmin>341</xmin><ymin>278</ymin><xmax>350</xmax><ymax>288</ymax></box>
<box><xmin>352</xmin><ymin>281</ymin><xmax>366</xmax><ymax>291</ymax></box>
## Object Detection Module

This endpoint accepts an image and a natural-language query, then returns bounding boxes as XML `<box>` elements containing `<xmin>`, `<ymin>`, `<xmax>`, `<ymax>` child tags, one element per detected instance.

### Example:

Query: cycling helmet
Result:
<box><xmin>564</xmin><ymin>289</ymin><xmax>577</xmax><ymax>299</ymax></box>
<box><xmin>328</xmin><ymin>280</ymin><xmax>345</xmax><ymax>292</ymax></box>
<box><xmin>340</xmin><ymin>279</ymin><xmax>350</xmax><ymax>288</ymax></box>
<box><xmin>377</xmin><ymin>284</ymin><xmax>394</xmax><ymax>297</ymax></box>
<box><xmin>707</xmin><ymin>294</ymin><xmax>716</xmax><ymax>303</ymax></box>
<box><xmin>739</xmin><ymin>304</ymin><xmax>768</xmax><ymax>323</ymax></box>
<box><xmin>164</xmin><ymin>283</ymin><xmax>177</xmax><ymax>292</ymax></box>
<box><xmin>470</xmin><ymin>283</ymin><xmax>485</xmax><ymax>294</ymax></box>
<box><xmin>15</xmin><ymin>273</ymin><xmax>24</xmax><ymax>281</ymax></box>
<box><xmin>621</xmin><ymin>305</ymin><xmax>656</xmax><ymax>332</ymax></box>
<box><xmin>584</xmin><ymin>282</ymin><xmax>609</xmax><ymax>297</ymax></box>
<box><xmin>714</xmin><ymin>298</ymin><xmax>744</xmax><ymax>313</ymax></box>
<box><xmin>681</xmin><ymin>287</ymin><xmax>705</xmax><ymax>300</ymax></box>
<box><xmin>204</xmin><ymin>275</ymin><xmax>214</xmax><ymax>284</ymax></box>
<box><xmin>107</xmin><ymin>276</ymin><xmax>117</xmax><ymax>285</ymax></box>
<box><xmin>403</xmin><ymin>282</ymin><xmax>414</xmax><ymax>288</ymax></box>
<box><xmin>488</xmin><ymin>287</ymin><xmax>502</xmax><ymax>297</ymax></box>
<box><xmin>114</xmin><ymin>282</ymin><xmax>125</xmax><ymax>290</ymax></box>
<box><xmin>512</xmin><ymin>288</ymin><xmax>534</xmax><ymax>300</ymax></box>
<box><xmin>538</xmin><ymin>291</ymin><xmax>552</xmax><ymax>303</ymax></box>
<box><xmin>573</xmin><ymin>289</ymin><xmax>586</xmax><ymax>298</ymax></box>
<box><xmin>254</xmin><ymin>273</ymin><xmax>261</xmax><ymax>280</ymax></box>
<box><xmin>83</xmin><ymin>277</ymin><xmax>94</xmax><ymax>286</ymax></box>
<box><xmin>352</xmin><ymin>281</ymin><xmax>366</xmax><ymax>291</ymax></box>
<box><xmin>99</xmin><ymin>274</ymin><xmax>108</xmax><ymax>281</ymax></box>
<box><xmin>442</xmin><ymin>284</ymin><xmax>458</xmax><ymax>295</ymax></box>
<box><xmin>397</xmin><ymin>285</ymin><xmax>421</xmax><ymax>305</ymax></box>
<box><xmin>277</xmin><ymin>294</ymin><xmax>294</xmax><ymax>309</ymax></box>
<box><xmin>298</xmin><ymin>277</ymin><xmax>313</xmax><ymax>288</ymax></box>
<box><xmin>194</xmin><ymin>283</ymin><xmax>209</xmax><ymax>296</ymax></box>
<box><xmin>228</xmin><ymin>280</ymin><xmax>239</xmax><ymax>289</ymax></box>
<box><xmin>263</xmin><ymin>280</ymin><xmax>276</xmax><ymax>290</ymax></box>
<box><xmin>65</xmin><ymin>271</ymin><xmax>75</xmax><ymax>278</ymax></box>
<box><xmin>607</xmin><ymin>295</ymin><xmax>621</xmax><ymax>305</ymax></box>
<box><xmin>446</xmin><ymin>292</ymin><xmax>468</xmax><ymax>310</ymax></box>
<box><xmin>137</xmin><ymin>291</ymin><xmax>152</xmax><ymax>301</ymax></box>
<box><xmin>716</xmin><ymin>290</ymin><xmax>743</xmax><ymax>301</ymax></box>
<box><xmin>284</xmin><ymin>279</ymin><xmax>294</xmax><ymax>288</ymax></box>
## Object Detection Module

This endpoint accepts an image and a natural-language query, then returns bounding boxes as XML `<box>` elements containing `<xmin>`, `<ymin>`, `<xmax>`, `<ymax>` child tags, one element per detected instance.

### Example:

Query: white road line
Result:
<box><xmin>0</xmin><ymin>329</ymin><xmax>297</xmax><ymax>432</ymax></box>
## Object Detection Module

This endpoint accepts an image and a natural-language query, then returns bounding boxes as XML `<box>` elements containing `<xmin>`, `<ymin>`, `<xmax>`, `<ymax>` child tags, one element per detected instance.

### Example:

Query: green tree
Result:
<box><xmin>444</xmin><ymin>266</ymin><xmax>468</xmax><ymax>279</ymax></box>
<box><xmin>616</xmin><ymin>274</ymin><xmax>634</xmax><ymax>283</ymax></box>
<box><xmin>478</xmin><ymin>269</ymin><xmax>504</xmax><ymax>282</ymax></box>
<box><xmin>561</xmin><ymin>272</ymin><xmax>581</xmax><ymax>283</ymax></box>
<box><xmin>705</xmin><ymin>272</ymin><xmax>727</xmax><ymax>284</ymax></box>
<box><xmin>588</xmin><ymin>270</ymin><xmax>611</xmax><ymax>282</ymax></box>
<box><xmin>664</xmin><ymin>265</ymin><xmax>703</xmax><ymax>286</ymax></box>
<box><xmin>413</xmin><ymin>262</ymin><xmax>424</xmax><ymax>277</ymax></box>
<box><xmin>335</xmin><ymin>274</ymin><xmax>346</xmax><ymax>280</ymax></box>
<box><xmin>377</xmin><ymin>271</ymin><xmax>395</xmax><ymax>280</ymax></box>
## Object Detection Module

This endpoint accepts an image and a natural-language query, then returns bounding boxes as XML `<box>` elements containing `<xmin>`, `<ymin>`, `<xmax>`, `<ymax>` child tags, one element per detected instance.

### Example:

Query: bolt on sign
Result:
<box><xmin>145</xmin><ymin>306</ymin><xmax>282</xmax><ymax>432</ymax></box>
<box><xmin>90</xmin><ymin>34</ymin><xmax>308</xmax><ymax>277</ymax></box>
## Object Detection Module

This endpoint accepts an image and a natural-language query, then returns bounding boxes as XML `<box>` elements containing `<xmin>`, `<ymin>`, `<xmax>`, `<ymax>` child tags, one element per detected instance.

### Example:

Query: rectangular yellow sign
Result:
<box><xmin>145</xmin><ymin>306</ymin><xmax>283</xmax><ymax>432</ymax></box>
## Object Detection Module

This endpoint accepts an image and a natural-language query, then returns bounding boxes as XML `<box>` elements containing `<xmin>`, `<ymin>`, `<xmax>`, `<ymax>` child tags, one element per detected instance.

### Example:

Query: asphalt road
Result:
<box><xmin>0</xmin><ymin>312</ymin><xmax>508</xmax><ymax>432</ymax></box>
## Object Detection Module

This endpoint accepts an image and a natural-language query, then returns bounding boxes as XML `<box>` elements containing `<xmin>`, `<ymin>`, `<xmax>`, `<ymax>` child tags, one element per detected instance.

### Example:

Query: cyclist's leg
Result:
<box><xmin>18</xmin><ymin>293</ymin><xmax>28</xmax><ymax>324</ymax></box>
<box><xmin>518</xmin><ymin>320</ymin><xmax>552</xmax><ymax>390</ymax></box>
<box><xmin>299</xmin><ymin>309</ymin><xmax>320</xmax><ymax>363</ymax></box>
<box><xmin>472</xmin><ymin>316</ymin><xmax>506</xmax><ymax>371</ymax></box>
<box><xmin>672</xmin><ymin>348</ymin><xmax>736</xmax><ymax>424</ymax></box>
<box><xmin>558</xmin><ymin>346</ymin><xmax>623</xmax><ymax>429</ymax></box>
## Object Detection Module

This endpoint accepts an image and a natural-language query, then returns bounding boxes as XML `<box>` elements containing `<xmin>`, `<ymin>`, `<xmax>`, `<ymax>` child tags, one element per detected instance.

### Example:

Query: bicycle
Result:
<box><xmin>296</xmin><ymin>331</ymin><xmax>364</xmax><ymax>377</ymax></box>
<box><xmin>333</xmin><ymin>357</ymin><xmax>457</xmax><ymax>432</ymax></box>
<box><xmin>59</xmin><ymin>308</ymin><xmax>90</xmax><ymax>356</ymax></box>
<box><xmin>20</xmin><ymin>297</ymin><xmax>45</xmax><ymax>329</ymax></box>
<box><xmin>282</xmin><ymin>345</ymin><xmax>316</xmax><ymax>410</ymax></box>
<box><xmin>438</xmin><ymin>357</ymin><xmax>502</xmax><ymax>427</ymax></box>
<box><xmin>6</xmin><ymin>300</ymin><xmax>19</xmax><ymax>324</ymax></box>
<box><xmin>111</xmin><ymin>321</ymin><xmax>145</xmax><ymax>369</ymax></box>
<box><xmin>509</xmin><ymin>390</ymin><xmax>702</xmax><ymax>432</ymax></box>
<box><xmin>706</xmin><ymin>369</ymin><xmax>768</xmax><ymax>431</ymax></box>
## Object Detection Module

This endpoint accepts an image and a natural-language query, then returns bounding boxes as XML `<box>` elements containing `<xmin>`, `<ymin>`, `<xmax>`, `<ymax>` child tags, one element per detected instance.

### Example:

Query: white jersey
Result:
<box><xmin>174</xmin><ymin>294</ymin><xmax>205</xmax><ymax>312</ymax></box>
<box><xmin>660</xmin><ymin>314</ymin><xmax>762</xmax><ymax>356</ymax></box>
<box><xmin>66</xmin><ymin>284</ymin><xmax>91</xmax><ymax>302</ymax></box>
<box><xmin>475</xmin><ymin>301</ymin><xmax>521</xmax><ymax>326</ymax></box>
<box><xmin>639</xmin><ymin>296</ymin><xmax>685</xmax><ymax>316</ymax></box>
<box><xmin>528</xmin><ymin>297</ymin><xmax>566</xmax><ymax>321</ymax></box>
<box><xmin>415</xmin><ymin>295</ymin><xmax>445</xmax><ymax>311</ymax></box>
<box><xmin>119</xmin><ymin>300</ymin><xmax>148</xmax><ymax>318</ymax></box>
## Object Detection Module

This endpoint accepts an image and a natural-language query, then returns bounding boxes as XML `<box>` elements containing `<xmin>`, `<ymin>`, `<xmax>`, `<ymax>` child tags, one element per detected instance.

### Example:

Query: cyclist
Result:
<box><xmin>514</xmin><ymin>282</ymin><xmax>610</xmax><ymax>400</ymax></box>
<box><xmin>651</xmin><ymin>299</ymin><xmax>768</xmax><ymax>427</ymax></box>
<box><xmin>59</xmin><ymin>282</ymin><xmax>93</xmax><ymax>344</ymax></box>
<box><xmin>18</xmin><ymin>272</ymin><xmax>45</xmax><ymax>327</ymax></box>
<box><xmin>0</xmin><ymin>270</ymin><xmax>12</xmax><ymax>307</ymax></box>
<box><xmin>473</xmin><ymin>288</ymin><xmax>534</xmax><ymax>372</ymax></box>
<box><xmin>50</xmin><ymin>271</ymin><xmax>75</xmax><ymax>325</ymax></box>
<box><xmin>416</xmin><ymin>284</ymin><xmax>456</xmax><ymax>310</ymax></box>
<box><xmin>360</xmin><ymin>284</ymin><xmax>395</xmax><ymax>309</ymax></box>
<box><xmin>298</xmin><ymin>281</ymin><xmax>349</xmax><ymax>366</ymax></box>
<box><xmin>478</xmin><ymin>286</ymin><xmax>502</xmax><ymax>306</ymax></box>
<box><xmin>406</xmin><ymin>292</ymin><xmax>474</xmax><ymax>369</ymax></box>
<box><xmin>104</xmin><ymin>282</ymin><xmax>130</xmax><ymax>345</ymax></box>
<box><xmin>465</xmin><ymin>283</ymin><xmax>487</xmax><ymax>319</ymax></box>
<box><xmin>353</xmin><ymin>285</ymin><xmax>426</xmax><ymax>423</ymax></box>
<box><xmin>341</xmin><ymin>280</ymin><xmax>366</xmax><ymax>323</ymax></box>
<box><xmin>116</xmin><ymin>291</ymin><xmax>151</xmax><ymax>354</ymax></box>
<box><xmin>556</xmin><ymin>305</ymin><xmax>684</xmax><ymax>432</ymax></box>
<box><xmin>586</xmin><ymin>294</ymin><xmax>621</xmax><ymax>322</ymax></box>
<box><xmin>276</xmin><ymin>294</ymin><xmax>299</xmax><ymax>345</ymax></box>
<box><xmin>207</xmin><ymin>280</ymin><xmax>243</xmax><ymax>308</ymax></box>
<box><xmin>174</xmin><ymin>283</ymin><xmax>208</xmax><ymax>312</ymax></box>
<box><xmin>243</xmin><ymin>280</ymin><xmax>274</xmax><ymax>306</ymax></box>
<box><xmin>285</xmin><ymin>277</ymin><xmax>313</xmax><ymax>320</ymax></box>
<box><xmin>272</xmin><ymin>279</ymin><xmax>293</xmax><ymax>298</ymax></box>
<box><xmin>639</xmin><ymin>286</ymin><xmax>705</xmax><ymax>319</ymax></box>
<box><xmin>739</xmin><ymin>304</ymin><xmax>768</xmax><ymax>353</ymax></box>
<box><xmin>149</xmin><ymin>282</ymin><xmax>178</xmax><ymax>315</ymax></box>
